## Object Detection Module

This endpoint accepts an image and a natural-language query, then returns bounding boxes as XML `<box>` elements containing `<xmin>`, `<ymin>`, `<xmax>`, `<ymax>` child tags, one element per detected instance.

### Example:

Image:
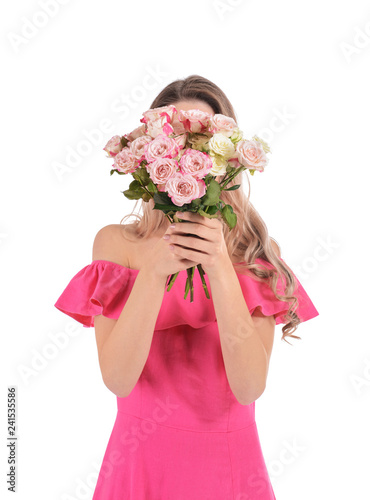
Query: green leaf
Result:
<box><xmin>198</xmin><ymin>207</ymin><xmax>219</xmax><ymax>218</ymax></box>
<box><xmin>128</xmin><ymin>179</ymin><xmax>142</xmax><ymax>190</ymax></box>
<box><xmin>203</xmin><ymin>205</ymin><xmax>218</xmax><ymax>215</ymax></box>
<box><xmin>153</xmin><ymin>203</ymin><xmax>179</xmax><ymax>211</ymax></box>
<box><xmin>122</xmin><ymin>188</ymin><xmax>145</xmax><ymax>200</ymax></box>
<box><xmin>200</xmin><ymin>178</ymin><xmax>221</xmax><ymax>206</ymax></box>
<box><xmin>191</xmin><ymin>198</ymin><xmax>202</xmax><ymax>207</ymax></box>
<box><xmin>209</xmin><ymin>205</ymin><xmax>219</xmax><ymax>215</ymax></box>
<box><xmin>221</xmin><ymin>204</ymin><xmax>237</xmax><ymax>230</ymax></box>
<box><xmin>142</xmin><ymin>192</ymin><xmax>152</xmax><ymax>202</ymax></box>
<box><xmin>146</xmin><ymin>181</ymin><xmax>157</xmax><ymax>194</ymax></box>
<box><xmin>223</xmin><ymin>184</ymin><xmax>241</xmax><ymax>191</ymax></box>
<box><xmin>133</xmin><ymin>167</ymin><xmax>151</xmax><ymax>186</ymax></box>
<box><xmin>153</xmin><ymin>191</ymin><xmax>173</xmax><ymax>205</ymax></box>
<box><xmin>110</xmin><ymin>169</ymin><xmax>125</xmax><ymax>176</ymax></box>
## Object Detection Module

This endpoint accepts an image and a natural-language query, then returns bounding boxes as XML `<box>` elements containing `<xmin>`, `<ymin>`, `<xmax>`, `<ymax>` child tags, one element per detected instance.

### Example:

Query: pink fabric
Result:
<box><xmin>54</xmin><ymin>257</ymin><xmax>319</xmax><ymax>499</ymax></box>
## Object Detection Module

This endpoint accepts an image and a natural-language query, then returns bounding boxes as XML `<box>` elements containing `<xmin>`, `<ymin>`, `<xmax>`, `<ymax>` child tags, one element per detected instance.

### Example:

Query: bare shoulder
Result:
<box><xmin>270</xmin><ymin>238</ymin><xmax>281</xmax><ymax>258</ymax></box>
<box><xmin>92</xmin><ymin>223</ymin><xmax>136</xmax><ymax>266</ymax></box>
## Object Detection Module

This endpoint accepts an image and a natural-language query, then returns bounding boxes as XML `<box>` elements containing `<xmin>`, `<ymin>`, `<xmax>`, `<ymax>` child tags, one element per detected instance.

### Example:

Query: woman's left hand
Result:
<box><xmin>163</xmin><ymin>211</ymin><xmax>231</xmax><ymax>276</ymax></box>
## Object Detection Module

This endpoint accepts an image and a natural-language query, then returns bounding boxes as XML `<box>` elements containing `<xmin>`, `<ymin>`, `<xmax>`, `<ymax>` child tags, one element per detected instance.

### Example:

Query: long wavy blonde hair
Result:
<box><xmin>120</xmin><ymin>74</ymin><xmax>302</xmax><ymax>343</ymax></box>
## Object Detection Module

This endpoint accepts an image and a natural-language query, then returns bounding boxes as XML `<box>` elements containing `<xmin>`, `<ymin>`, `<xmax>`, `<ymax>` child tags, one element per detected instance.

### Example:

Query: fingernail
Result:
<box><xmin>163</xmin><ymin>234</ymin><xmax>170</xmax><ymax>240</ymax></box>
<box><xmin>169</xmin><ymin>224</ymin><xmax>176</xmax><ymax>229</ymax></box>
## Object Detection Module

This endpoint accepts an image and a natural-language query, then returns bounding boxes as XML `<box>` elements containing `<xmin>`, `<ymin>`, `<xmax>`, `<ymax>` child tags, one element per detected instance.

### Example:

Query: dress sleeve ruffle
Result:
<box><xmin>238</xmin><ymin>257</ymin><xmax>319</xmax><ymax>325</ymax></box>
<box><xmin>54</xmin><ymin>261</ymin><xmax>136</xmax><ymax>328</ymax></box>
<box><xmin>54</xmin><ymin>257</ymin><xmax>319</xmax><ymax>330</ymax></box>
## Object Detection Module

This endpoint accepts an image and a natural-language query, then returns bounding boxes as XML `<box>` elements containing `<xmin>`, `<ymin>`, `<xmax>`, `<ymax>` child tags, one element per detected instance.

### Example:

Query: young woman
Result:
<box><xmin>54</xmin><ymin>75</ymin><xmax>319</xmax><ymax>499</ymax></box>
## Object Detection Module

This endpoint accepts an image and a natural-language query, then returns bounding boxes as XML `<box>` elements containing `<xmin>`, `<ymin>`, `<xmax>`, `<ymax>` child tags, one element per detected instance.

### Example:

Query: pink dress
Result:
<box><xmin>54</xmin><ymin>257</ymin><xmax>319</xmax><ymax>500</ymax></box>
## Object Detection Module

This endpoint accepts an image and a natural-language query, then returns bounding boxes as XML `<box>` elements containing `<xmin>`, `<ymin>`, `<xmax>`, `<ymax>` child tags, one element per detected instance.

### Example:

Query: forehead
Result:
<box><xmin>171</xmin><ymin>99</ymin><xmax>215</xmax><ymax>115</ymax></box>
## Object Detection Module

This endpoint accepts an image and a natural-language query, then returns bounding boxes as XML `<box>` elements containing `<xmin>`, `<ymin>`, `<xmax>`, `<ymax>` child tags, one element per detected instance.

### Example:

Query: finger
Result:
<box><xmin>176</xmin><ymin>211</ymin><xmax>219</xmax><ymax>228</ymax></box>
<box><xmin>169</xmin><ymin>242</ymin><xmax>208</xmax><ymax>263</ymax></box>
<box><xmin>171</xmin><ymin>218</ymin><xmax>218</xmax><ymax>238</ymax></box>
<box><xmin>168</xmin><ymin>233</ymin><xmax>213</xmax><ymax>254</ymax></box>
<box><xmin>172</xmin><ymin>223</ymin><xmax>217</xmax><ymax>244</ymax></box>
<box><xmin>170</xmin><ymin>222</ymin><xmax>206</xmax><ymax>238</ymax></box>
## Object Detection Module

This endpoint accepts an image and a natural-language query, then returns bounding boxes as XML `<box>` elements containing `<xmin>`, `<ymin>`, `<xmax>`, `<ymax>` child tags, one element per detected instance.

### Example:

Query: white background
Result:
<box><xmin>2</xmin><ymin>0</ymin><xmax>370</xmax><ymax>498</ymax></box>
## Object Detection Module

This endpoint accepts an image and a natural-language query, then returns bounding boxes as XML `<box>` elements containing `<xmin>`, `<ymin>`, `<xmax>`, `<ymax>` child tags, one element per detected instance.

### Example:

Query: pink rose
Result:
<box><xmin>177</xmin><ymin>109</ymin><xmax>212</xmax><ymax>133</ymax></box>
<box><xmin>235</xmin><ymin>140</ymin><xmax>268</xmax><ymax>171</ymax></box>
<box><xmin>147</xmin><ymin>158</ymin><xmax>179</xmax><ymax>192</ymax></box>
<box><xmin>125</xmin><ymin>124</ymin><xmax>146</xmax><ymax>143</ymax></box>
<box><xmin>210</xmin><ymin>114</ymin><xmax>237</xmax><ymax>137</ymax></box>
<box><xmin>103</xmin><ymin>135</ymin><xmax>123</xmax><ymax>157</ymax></box>
<box><xmin>173</xmin><ymin>133</ymin><xmax>188</xmax><ymax>149</ymax></box>
<box><xmin>171</xmin><ymin>113</ymin><xmax>187</xmax><ymax>135</ymax></box>
<box><xmin>179</xmin><ymin>148</ymin><xmax>213</xmax><ymax>180</ymax></box>
<box><xmin>130</xmin><ymin>135</ymin><xmax>153</xmax><ymax>161</ymax></box>
<box><xmin>165</xmin><ymin>172</ymin><xmax>206</xmax><ymax>207</ymax></box>
<box><xmin>144</xmin><ymin>134</ymin><xmax>180</xmax><ymax>162</ymax></box>
<box><xmin>140</xmin><ymin>105</ymin><xmax>177</xmax><ymax>138</ymax></box>
<box><xmin>227</xmin><ymin>156</ymin><xmax>240</xmax><ymax>168</ymax></box>
<box><xmin>113</xmin><ymin>147</ymin><xmax>138</xmax><ymax>174</ymax></box>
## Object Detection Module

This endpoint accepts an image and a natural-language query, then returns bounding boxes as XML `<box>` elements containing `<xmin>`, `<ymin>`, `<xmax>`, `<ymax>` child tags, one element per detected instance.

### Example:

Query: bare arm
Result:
<box><xmin>207</xmin><ymin>259</ymin><xmax>275</xmax><ymax>405</ymax></box>
<box><xmin>97</xmin><ymin>267</ymin><xmax>167</xmax><ymax>398</ymax></box>
<box><xmin>206</xmin><ymin>238</ymin><xmax>280</xmax><ymax>405</ymax></box>
<box><xmin>93</xmin><ymin>226</ymin><xmax>168</xmax><ymax>398</ymax></box>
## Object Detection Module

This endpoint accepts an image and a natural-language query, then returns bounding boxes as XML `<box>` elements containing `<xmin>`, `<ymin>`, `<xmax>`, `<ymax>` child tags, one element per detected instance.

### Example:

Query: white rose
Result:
<box><xmin>252</xmin><ymin>135</ymin><xmax>271</xmax><ymax>154</ymax></box>
<box><xmin>209</xmin><ymin>154</ymin><xmax>228</xmax><ymax>176</ymax></box>
<box><xmin>230</xmin><ymin>127</ymin><xmax>244</xmax><ymax>143</ymax></box>
<box><xmin>208</xmin><ymin>133</ymin><xmax>235</xmax><ymax>159</ymax></box>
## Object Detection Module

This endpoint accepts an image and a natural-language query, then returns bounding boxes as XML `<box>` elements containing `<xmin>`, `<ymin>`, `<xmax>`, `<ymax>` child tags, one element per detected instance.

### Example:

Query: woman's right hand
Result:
<box><xmin>141</xmin><ymin>224</ymin><xmax>201</xmax><ymax>280</ymax></box>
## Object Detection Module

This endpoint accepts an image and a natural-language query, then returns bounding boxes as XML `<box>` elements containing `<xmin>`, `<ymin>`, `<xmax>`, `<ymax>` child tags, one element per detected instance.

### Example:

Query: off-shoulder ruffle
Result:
<box><xmin>54</xmin><ymin>260</ymin><xmax>139</xmax><ymax>328</ymax></box>
<box><xmin>54</xmin><ymin>258</ymin><xmax>319</xmax><ymax>329</ymax></box>
<box><xmin>237</xmin><ymin>257</ymin><xmax>319</xmax><ymax>325</ymax></box>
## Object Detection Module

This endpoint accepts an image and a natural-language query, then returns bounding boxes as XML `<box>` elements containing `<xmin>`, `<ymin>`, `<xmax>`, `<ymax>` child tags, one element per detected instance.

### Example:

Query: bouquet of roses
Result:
<box><xmin>103</xmin><ymin>105</ymin><xmax>271</xmax><ymax>302</ymax></box>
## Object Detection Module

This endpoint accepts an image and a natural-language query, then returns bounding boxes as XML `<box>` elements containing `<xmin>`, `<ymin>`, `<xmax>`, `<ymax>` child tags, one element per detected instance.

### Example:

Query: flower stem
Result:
<box><xmin>219</xmin><ymin>166</ymin><xmax>245</xmax><ymax>189</ymax></box>
<box><xmin>135</xmin><ymin>175</ymin><xmax>173</xmax><ymax>224</ymax></box>
<box><xmin>197</xmin><ymin>264</ymin><xmax>210</xmax><ymax>299</ymax></box>
<box><xmin>166</xmin><ymin>271</ymin><xmax>179</xmax><ymax>291</ymax></box>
